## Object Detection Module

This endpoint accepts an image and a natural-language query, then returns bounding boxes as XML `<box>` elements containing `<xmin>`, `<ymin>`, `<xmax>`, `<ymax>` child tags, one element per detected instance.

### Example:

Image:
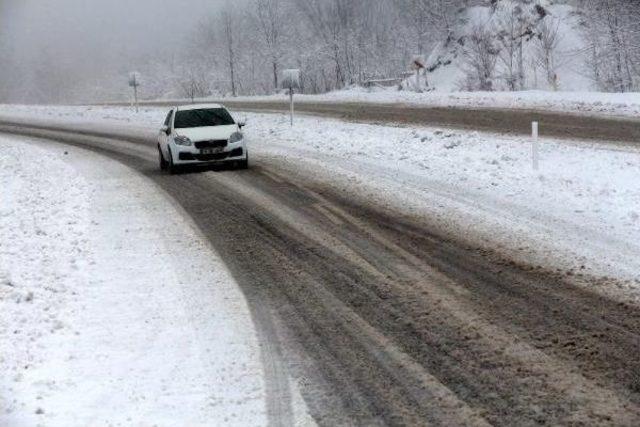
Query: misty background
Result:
<box><xmin>1</xmin><ymin>0</ymin><xmax>638</xmax><ymax>104</ymax></box>
<box><xmin>0</xmin><ymin>0</ymin><xmax>226</xmax><ymax>103</ymax></box>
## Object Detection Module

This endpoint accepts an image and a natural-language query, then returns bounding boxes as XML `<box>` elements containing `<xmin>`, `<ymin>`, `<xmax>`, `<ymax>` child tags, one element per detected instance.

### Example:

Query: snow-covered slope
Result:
<box><xmin>408</xmin><ymin>0</ymin><xmax>592</xmax><ymax>92</ymax></box>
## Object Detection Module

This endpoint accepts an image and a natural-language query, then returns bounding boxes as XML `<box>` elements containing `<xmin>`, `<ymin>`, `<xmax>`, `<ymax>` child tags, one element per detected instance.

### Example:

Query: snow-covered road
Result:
<box><xmin>2</xmin><ymin>104</ymin><xmax>638</xmax><ymax>297</ymax></box>
<box><xmin>1</xmin><ymin>104</ymin><xmax>640</xmax><ymax>424</ymax></box>
<box><xmin>0</xmin><ymin>135</ymin><xmax>311</xmax><ymax>426</ymax></box>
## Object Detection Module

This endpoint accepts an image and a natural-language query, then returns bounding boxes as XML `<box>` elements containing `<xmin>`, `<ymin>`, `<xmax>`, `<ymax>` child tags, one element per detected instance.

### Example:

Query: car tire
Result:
<box><xmin>167</xmin><ymin>148</ymin><xmax>180</xmax><ymax>175</ymax></box>
<box><xmin>158</xmin><ymin>146</ymin><xmax>168</xmax><ymax>171</ymax></box>
<box><xmin>238</xmin><ymin>152</ymin><xmax>249</xmax><ymax>170</ymax></box>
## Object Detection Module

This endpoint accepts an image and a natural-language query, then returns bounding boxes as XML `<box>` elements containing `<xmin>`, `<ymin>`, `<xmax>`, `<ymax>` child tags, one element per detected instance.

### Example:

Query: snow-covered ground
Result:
<box><xmin>298</xmin><ymin>88</ymin><xmax>640</xmax><ymax>119</ymax></box>
<box><xmin>0</xmin><ymin>135</ymin><xmax>311</xmax><ymax>426</ymax></box>
<box><xmin>1</xmin><ymin>104</ymin><xmax>639</xmax><ymax>304</ymax></box>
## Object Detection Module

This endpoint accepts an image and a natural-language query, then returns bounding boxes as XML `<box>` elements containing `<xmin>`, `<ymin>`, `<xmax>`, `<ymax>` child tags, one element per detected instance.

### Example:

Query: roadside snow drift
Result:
<box><xmin>0</xmin><ymin>136</ymin><xmax>271</xmax><ymax>426</ymax></box>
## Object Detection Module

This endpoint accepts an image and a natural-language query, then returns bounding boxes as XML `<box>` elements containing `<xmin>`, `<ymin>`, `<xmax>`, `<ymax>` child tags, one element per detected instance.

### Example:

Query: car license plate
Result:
<box><xmin>202</xmin><ymin>148</ymin><xmax>223</xmax><ymax>155</ymax></box>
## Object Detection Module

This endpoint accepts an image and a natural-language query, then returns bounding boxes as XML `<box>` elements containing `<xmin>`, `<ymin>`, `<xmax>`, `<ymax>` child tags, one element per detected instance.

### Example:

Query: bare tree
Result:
<box><xmin>395</xmin><ymin>0</ymin><xmax>432</xmax><ymax>55</ymax></box>
<box><xmin>495</xmin><ymin>4</ymin><xmax>522</xmax><ymax>91</ymax></box>
<box><xmin>177</xmin><ymin>64</ymin><xmax>209</xmax><ymax>103</ymax></box>
<box><xmin>535</xmin><ymin>17</ymin><xmax>562</xmax><ymax>91</ymax></box>
<box><xmin>582</xmin><ymin>0</ymin><xmax>640</xmax><ymax>91</ymax></box>
<box><xmin>462</xmin><ymin>23</ymin><xmax>499</xmax><ymax>91</ymax></box>
<box><xmin>5</xmin><ymin>0</ymin><xmax>638</xmax><ymax>103</ymax></box>
<box><xmin>294</xmin><ymin>0</ymin><xmax>352</xmax><ymax>88</ymax></box>
<box><xmin>252</xmin><ymin>0</ymin><xmax>286</xmax><ymax>91</ymax></box>
<box><xmin>221</xmin><ymin>8</ymin><xmax>239</xmax><ymax>96</ymax></box>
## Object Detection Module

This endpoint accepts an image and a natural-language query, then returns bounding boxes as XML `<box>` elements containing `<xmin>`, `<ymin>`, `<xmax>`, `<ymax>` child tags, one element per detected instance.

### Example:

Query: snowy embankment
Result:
<box><xmin>305</xmin><ymin>88</ymin><xmax>640</xmax><ymax>119</ymax></box>
<box><xmin>151</xmin><ymin>88</ymin><xmax>640</xmax><ymax>119</ymax></box>
<box><xmin>1</xmin><ymin>104</ymin><xmax>639</xmax><ymax>305</ymax></box>
<box><xmin>0</xmin><ymin>136</ymin><xmax>273</xmax><ymax>425</ymax></box>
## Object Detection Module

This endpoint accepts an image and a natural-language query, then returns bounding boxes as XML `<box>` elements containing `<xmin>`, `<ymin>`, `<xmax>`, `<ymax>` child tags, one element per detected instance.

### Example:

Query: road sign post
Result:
<box><xmin>411</xmin><ymin>56</ymin><xmax>427</xmax><ymax>92</ymax></box>
<box><xmin>128</xmin><ymin>72</ymin><xmax>141</xmax><ymax>113</ymax></box>
<box><xmin>289</xmin><ymin>89</ymin><xmax>294</xmax><ymax>126</ymax></box>
<box><xmin>282</xmin><ymin>69</ymin><xmax>301</xmax><ymax>126</ymax></box>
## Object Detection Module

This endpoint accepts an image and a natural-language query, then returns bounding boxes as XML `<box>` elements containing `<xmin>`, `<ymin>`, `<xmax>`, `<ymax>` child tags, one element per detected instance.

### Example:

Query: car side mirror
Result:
<box><xmin>238</xmin><ymin>119</ymin><xmax>247</xmax><ymax>129</ymax></box>
<box><xmin>161</xmin><ymin>125</ymin><xmax>170</xmax><ymax>135</ymax></box>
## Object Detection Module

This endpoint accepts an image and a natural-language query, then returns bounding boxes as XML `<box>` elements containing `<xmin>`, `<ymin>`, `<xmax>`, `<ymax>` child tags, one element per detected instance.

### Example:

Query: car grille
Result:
<box><xmin>179</xmin><ymin>148</ymin><xmax>243</xmax><ymax>162</ymax></box>
<box><xmin>195</xmin><ymin>139</ymin><xmax>228</xmax><ymax>149</ymax></box>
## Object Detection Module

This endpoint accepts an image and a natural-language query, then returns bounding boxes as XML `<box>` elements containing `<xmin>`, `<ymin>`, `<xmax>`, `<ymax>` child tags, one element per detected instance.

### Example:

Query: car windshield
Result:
<box><xmin>174</xmin><ymin>108</ymin><xmax>235</xmax><ymax>129</ymax></box>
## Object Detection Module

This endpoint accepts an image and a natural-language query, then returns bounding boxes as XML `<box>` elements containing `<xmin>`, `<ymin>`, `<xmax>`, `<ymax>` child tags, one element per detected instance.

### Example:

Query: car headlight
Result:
<box><xmin>174</xmin><ymin>135</ymin><xmax>192</xmax><ymax>146</ymax></box>
<box><xmin>229</xmin><ymin>132</ymin><xmax>243</xmax><ymax>144</ymax></box>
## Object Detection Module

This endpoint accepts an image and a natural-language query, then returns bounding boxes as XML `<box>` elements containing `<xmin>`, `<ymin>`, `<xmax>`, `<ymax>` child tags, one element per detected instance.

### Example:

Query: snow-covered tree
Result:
<box><xmin>1</xmin><ymin>0</ymin><xmax>637</xmax><ymax>102</ymax></box>
<box><xmin>462</xmin><ymin>23</ymin><xmax>499</xmax><ymax>91</ymax></box>
<box><xmin>250</xmin><ymin>0</ymin><xmax>287</xmax><ymax>91</ymax></box>
<box><xmin>535</xmin><ymin>17</ymin><xmax>563</xmax><ymax>91</ymax></box>
<box><xmin>582</xmin><ymin>0</ymin><xmax>640</xmax><ymax>91</ymax></box>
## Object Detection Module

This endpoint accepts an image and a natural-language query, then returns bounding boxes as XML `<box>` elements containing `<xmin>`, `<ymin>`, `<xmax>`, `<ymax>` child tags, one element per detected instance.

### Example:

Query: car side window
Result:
<box><xmin>163</xmin><ymin>111</ymin><xmax>173</xmax><ymax>127</ymax></box>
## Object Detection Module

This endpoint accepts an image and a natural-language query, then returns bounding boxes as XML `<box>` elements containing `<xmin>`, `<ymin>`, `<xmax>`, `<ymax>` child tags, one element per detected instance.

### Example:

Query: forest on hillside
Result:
<box><xmin>1</xmin><ymin>0</ymin><xmax>639</xmax><ymax>102</ymax></box>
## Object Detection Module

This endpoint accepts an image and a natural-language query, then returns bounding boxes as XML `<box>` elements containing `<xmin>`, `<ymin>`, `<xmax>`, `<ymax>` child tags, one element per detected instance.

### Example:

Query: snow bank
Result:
<box><xmin>0</xmin><ymin>136</ymin><xmax>281</xmax><ymax>425</ymax></box>
<box><xmin>112</xmin><ymin>88</ymin><xmax>640</xmax><ymax>120</ymax></box>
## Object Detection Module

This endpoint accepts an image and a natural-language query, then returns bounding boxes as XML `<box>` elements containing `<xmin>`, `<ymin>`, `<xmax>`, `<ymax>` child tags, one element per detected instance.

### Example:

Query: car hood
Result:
<box><xmin>175</xmin><ymin>125</ymin><xmax>238</xmax><ymax>142</ymax></box>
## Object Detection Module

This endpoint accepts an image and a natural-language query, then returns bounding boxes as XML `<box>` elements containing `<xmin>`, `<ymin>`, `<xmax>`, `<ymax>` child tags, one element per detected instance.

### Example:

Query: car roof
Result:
<box><xmin>175</xmin><ymin>103</ymin><xmax>225</xmax><ymax>112</ymax></box>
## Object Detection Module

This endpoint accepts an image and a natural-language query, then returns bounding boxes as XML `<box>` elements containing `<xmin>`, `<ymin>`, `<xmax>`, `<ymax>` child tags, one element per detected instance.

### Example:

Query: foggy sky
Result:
<box><xmin>0</xmin><ymin>0</ymin><xmax>226</xmax><ymax>103</ymax></box>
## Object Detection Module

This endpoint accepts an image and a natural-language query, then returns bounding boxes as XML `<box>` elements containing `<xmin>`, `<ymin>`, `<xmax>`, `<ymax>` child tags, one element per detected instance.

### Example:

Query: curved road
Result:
<box><xmin>1</xmin><ymin>120</ymin><xmax>640</xmax><ymax>426</ymax></box>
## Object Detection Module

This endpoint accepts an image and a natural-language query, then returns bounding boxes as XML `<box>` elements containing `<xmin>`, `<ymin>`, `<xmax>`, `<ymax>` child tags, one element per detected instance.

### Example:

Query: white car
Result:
<box><xmin>158</xmin><ymin>104</ymin><xmax>248</xmax><ymax>173</ymax></box>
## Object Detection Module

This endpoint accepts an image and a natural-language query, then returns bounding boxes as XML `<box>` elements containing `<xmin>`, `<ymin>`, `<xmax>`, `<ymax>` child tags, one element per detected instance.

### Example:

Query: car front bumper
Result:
<box><xmin>178</xmin><ymin>147</ymin><xmax>244</xmax><ymax>162</ymax></box>
<box><xmin>171</xmin><ymin>142</ymin><xmax>247</xmax><ymax>165</ymax></box>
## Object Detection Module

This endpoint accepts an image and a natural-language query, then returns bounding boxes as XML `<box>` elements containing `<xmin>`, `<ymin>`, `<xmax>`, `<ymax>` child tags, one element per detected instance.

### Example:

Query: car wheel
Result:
<box><xmin>167</xmin><ymin>148</ymin><xmax>180</xmax><ymax>175</ymax></box>
<box><xmin>158</xmin><ymin>146</ymin><xmax>168</xmax><ymax>171</ymax></box>
<box><xmin>238</xmin><ymin>152</ymin><xmax>249</xmax><ymax>170</ymax></box>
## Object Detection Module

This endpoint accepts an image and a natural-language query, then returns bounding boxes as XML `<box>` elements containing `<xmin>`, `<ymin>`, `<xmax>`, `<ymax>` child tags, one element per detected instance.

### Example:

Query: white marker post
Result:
<box><xmin>290</xmin><ymin>88</ymin><xmax>294</xmax><ymax>126</ymax></box>
<box><xmin>282</xmin><ymin>69</ymin><xmax>301</xmax><ymax>126</ymax></box>
<box><xmin>532</xmin><ymin>121</ymin><xmax>539</xmax><ymax>170</ymax></box>
<box><xmin>128</xmin><ymin>72</ymin><xmax>141</xmax><ymax>113</ymax></box>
